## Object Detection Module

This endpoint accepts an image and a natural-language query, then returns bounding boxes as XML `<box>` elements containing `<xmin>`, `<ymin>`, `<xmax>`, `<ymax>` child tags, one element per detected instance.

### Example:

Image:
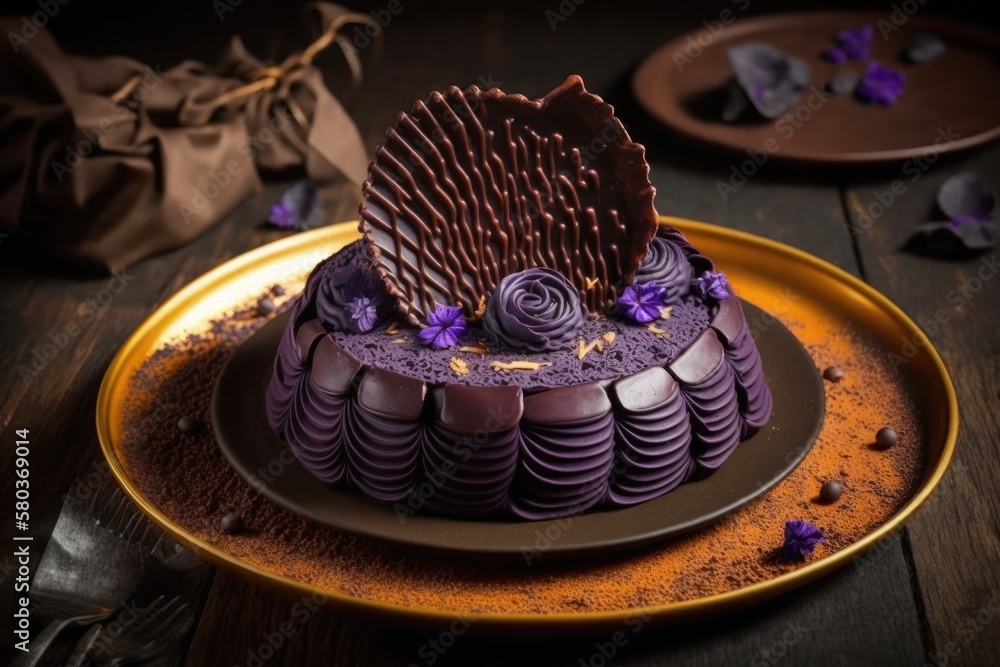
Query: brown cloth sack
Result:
<box><xmin>0</xmin><ymin>3</ymin><xmax>374</xmax><ymax>272</ymax></box>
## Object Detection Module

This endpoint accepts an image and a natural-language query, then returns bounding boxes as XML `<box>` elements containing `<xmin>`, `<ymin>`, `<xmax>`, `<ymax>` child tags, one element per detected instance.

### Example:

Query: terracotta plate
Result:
<box><xmin>211</xmin><ymin>300</ymin><xmax>823</xmax><ymax>561</ymax></box>
<box><xmin>633</xmin><ymin>11</ymin><xmax>1000</xmax><ymax>163</ymax></box>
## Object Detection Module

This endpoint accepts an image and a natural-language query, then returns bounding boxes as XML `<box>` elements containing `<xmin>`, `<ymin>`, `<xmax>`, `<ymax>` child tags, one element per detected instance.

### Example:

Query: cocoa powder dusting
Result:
<box><xmin>121</xmin><ymin>291</ymin><xmax>926</xmax><ymax>616</ymax></box>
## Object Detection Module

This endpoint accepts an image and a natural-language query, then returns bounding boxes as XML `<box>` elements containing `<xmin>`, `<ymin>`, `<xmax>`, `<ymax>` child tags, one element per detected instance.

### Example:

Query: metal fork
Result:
<box><xmin>87</xmin><ymin>595</ymin><xmax>196</xmax><ymax>666</ymax></box>
<box><xmin>11</xmin><ymin>477</ymin><xmax>153</xmax><ymax>667</ymax></box>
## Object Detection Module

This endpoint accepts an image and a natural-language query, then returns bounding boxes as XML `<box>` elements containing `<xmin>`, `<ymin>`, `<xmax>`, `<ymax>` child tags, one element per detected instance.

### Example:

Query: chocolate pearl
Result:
<box><xmin>257</xmin><ymin>297</ymin><xmax>275</xmax><ymax>316</ymax></box>
<box><xmin>823</xmin><ymin>366</ymin><xmax>845</xmax><ymax>383</ymax></box>
<box><xmin>820</xmin><ymin>481</ymin><xmax>843</xmax><ymax>503</ymax></box>
<box><xmin>271</xmin><ymin>284</ymin><xmax>286</xmax><ymax>297</ymax></box>
<box><xmin>876</xmin><ymin>427</ymin><xmax>898</xmax><ymax>449</ymax></box>
<box><xmin>178</xmin><ymin>416</ymin><xmax>204</xmax><ymax>436</ymax></box>
<box><xmin>220</xmin><ymin>513</ymin><xmax>244</xmax><ymax>535</ymax></box>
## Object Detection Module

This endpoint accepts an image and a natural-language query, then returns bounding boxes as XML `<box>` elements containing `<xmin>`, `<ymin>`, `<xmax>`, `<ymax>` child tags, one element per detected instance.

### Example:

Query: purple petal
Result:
<box><xmin>902</xmin><ymin>34</ymin><xmax>946</xmax><ymax>64</ymax></box>
<box><xmin>856</xmin><ymin>62</ymin><xmax>905</xmax><ymax>105</ymax></box>
<box><xmin>727</xmin><ymin>43</ymin><xmax>811</xmax><ymax>119</ymax></box>
<box><xmin>418</xmin><ymin>326</ymin><xmax>442</xmax><ymax>346</ymax></box>
<box><xmin>825</xmin><ymin>47</ymin><xmax>848</xmax><ymax>64</ymax></box>
<box><xmin>267</xmin><ymin>203</ymin><xmax>296</xmax><ymax>229</ymax></box>
<box><xmin>937</xmin><ymin>172</ymin><xmax>994</xmax><ymax>221</ymax></box>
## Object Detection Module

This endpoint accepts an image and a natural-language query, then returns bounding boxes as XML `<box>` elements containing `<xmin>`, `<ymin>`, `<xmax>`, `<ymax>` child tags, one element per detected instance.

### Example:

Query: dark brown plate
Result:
<box><xmin>211</xmin><ymin>299</ymin><xmax>823</xmax><ymax>562</ymax></box>
<box><xmin>633</xmin><ymin>11</ymin><xmax>1000</xmax><ymax>163</ymax></box>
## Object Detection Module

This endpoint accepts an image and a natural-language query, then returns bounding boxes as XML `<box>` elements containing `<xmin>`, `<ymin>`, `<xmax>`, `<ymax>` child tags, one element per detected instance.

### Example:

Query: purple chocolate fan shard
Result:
<box><xmin>902</xmin><ymin>34</ymin><xmax>946</xmax><ymax>64</ymax></box>
<box><xmin>359</xmin><ymin>75</ymin><xmax>658</xmax><ymax>323</ymax></box>
<box><xmin>907</xmin><ymin>172</ymin><xmax>997</xmax><ymax>253</ymax></box>
<box><xmin>726</xmin><ymin>43</ymin><xmax>810</xmax><ymax>120</ymax></box>
<box><xmin>825</xmin><ymin>72</ymin><xmax>861</xmax><ymax>96</ymax></box>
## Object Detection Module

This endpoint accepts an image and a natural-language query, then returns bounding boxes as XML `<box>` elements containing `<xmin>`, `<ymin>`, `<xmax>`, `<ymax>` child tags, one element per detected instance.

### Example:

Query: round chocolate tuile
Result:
<box><xmin>822</xmin><ymin>366</ymin><xmax>845</xmax><ymax>383</ymax></box>
<box><xmin>270</xmin><ymin>284</ymin><xmax>286</xmax><ymax>297</ymax></box>
<box><xmin>177</xmin><ymin>416</ymin><xmax>204</xmax><ymax>436</ymax></box>
<box><xmin>220</xmin><ymin>512</ymin><xmax>244</xmax><ymax>535</ymax></box>
<box><xmin>819</xmin><ymin>480</ymin><xmax>843</xmax><ymax>503</ymax></box>
<box><xmin>876</xmin><ymin>427</ymin><xmax>898</xmax><ymax>449</ymax></box>
<box><xmin>257</xmin><ymin>297</ymin><xmax>276</xmax><ymax>317</ymax></box>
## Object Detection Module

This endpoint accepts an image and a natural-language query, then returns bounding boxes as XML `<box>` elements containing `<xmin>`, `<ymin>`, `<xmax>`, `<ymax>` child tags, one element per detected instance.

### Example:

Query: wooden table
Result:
<box><xmin>2</xmin><ymin>3</ymin><xmax>998</xmax><ymax>665</ymax></box>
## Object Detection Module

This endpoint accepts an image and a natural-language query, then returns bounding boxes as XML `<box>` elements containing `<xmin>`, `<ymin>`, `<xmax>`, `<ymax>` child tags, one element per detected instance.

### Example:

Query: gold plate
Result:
<box><xmin>97</xmin><ymin>218</ymin><xmax>958</xmax><ymax>632</ymax></box>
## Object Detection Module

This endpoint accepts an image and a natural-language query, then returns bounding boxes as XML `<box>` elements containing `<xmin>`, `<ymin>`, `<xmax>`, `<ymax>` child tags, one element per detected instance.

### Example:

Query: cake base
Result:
<box><xmin>212</xmin><ymin>300</ymin><xmax>823</xmax><ymax>561</ymax></box>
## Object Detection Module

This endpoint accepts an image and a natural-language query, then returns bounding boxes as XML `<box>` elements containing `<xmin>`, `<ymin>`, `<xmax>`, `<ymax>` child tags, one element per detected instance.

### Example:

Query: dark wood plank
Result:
<box><xmin>844</xmin><ymin>145</ymin><xmax>1000</xmax><ymax>667</ymax></box>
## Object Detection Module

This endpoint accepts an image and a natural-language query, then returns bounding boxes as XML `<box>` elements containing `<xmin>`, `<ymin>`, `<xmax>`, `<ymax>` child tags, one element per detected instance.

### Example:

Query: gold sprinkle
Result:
<box><xmin>474</xmin><ymin>295</ymin><xmax>487</xmax><ymax>319</ymax></box>
<box><xmin>386</xmin><ymin>322</ymin><xmax>399</xmax><ymax>335</ymax></box>
<box><xmin>602</xmin><ymin>332</ymin><xmax>616</xmax><ymax>344</ymax></box>
<box><xmin>450</xmin><ymin>357</ymin><xmax>470</xmax><ymax>375</ymax></box>
<box><xmin>660</xmin><ymin>306</ymin><xmax>673</xmax><ymax>320</ymax></box>
<box><xmin>585</xmin><ymin>277</ymin><xmax>599</xmax><ymax>290</ymax></box>
<box><xmin>647</xmin><ymin>325</ymin><xmax>668</xmax><ymax>335</ymax></box>
<box><xmin>391</xmin><ymin>338</ymin><xmax>407</xmax><ymax>344</ymax></box>
<box><xmin>594</xmin><ymin>314</ymin><xmax>605</xmax><ymax>321</ymax></box>
<box><xmin>459</xmin><ymin>345</ymin><xmax>489</xmax><ymax>355</ymax></box>
<box><xmin>489</xmin><ymin>360</ymin><xmax>553</xmax><ymax>372</ymax></box>
<box><xmin>595</xmin><ymin>338</ymin><xmax>605</xmax><ymax>353</ymax></box>
<box><xmin>577</xmin><ymin>339</ymin><xmax>600</xmax><ymax>360</ymax></box>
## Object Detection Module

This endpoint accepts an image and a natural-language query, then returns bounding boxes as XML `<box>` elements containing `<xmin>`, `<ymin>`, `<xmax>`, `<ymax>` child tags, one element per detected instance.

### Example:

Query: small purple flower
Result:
<box><xmin>618</xmin><ymin>282</ymin><xmax>667</xmax><ymax>324</ymax></box>
<box><xmin>856</xmin><ymin>62</ymin><xmax>906</xmax><ymax>105</ymax></box>
<box><xmin>346</xmin><ymin>297</ymin><xmax>379</xmax><ymax>332</ymax></box>
<box><xmin>693</xmin><ymin>270</ymin><xmax>730</xmax><ymax>301</ymax></box>
<box><xmin>268</xmin><ymin>202</ymin><xmax>296</xmax><ymax>229</ymax></box>
<box><xmin>418</xmin><ymin>304</ymin><xmax>467</xmax><ymax>349</ymax></box>
<box><xmin>825</xmin><ymin>25</ymin><xmax>873</xmax><ymax>62</ymax></box>
<box><xmin>266</xmin><ymin>180</ymin><xmax>324</xmax><ymax>230</ymax></box>
<box><xmin>825</xmin><ymin>47</ymin><xmax>848</xmax><ymax>64</ymax></box>
<box><xmin>781</xmin><ymin>519</ymin><xmax>824</xmax><ymax>559</ymax></box>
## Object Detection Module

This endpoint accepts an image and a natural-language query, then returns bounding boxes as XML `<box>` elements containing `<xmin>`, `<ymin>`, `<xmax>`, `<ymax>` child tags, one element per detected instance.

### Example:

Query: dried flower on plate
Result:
<box><xmin>781</xmin><ymin>519</ymin><xmax>824</xmax><ymax>559</ymax></box>
<box><xmin>856</xmin><ymin>62</ymin><xmax>905</xmax><ymax>105</ymax></box>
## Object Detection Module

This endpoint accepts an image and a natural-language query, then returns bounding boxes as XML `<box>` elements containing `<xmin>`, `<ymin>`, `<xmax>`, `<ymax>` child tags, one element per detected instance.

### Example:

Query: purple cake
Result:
<box><xmin>266</xmin><ymin>76</ymin><xmax>772</xmax><ymax>520</ymax></box>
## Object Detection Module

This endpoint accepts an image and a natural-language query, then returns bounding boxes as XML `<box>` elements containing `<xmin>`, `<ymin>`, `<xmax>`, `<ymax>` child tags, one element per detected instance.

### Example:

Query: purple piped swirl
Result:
<box><xmin>611</xmin><ymin>384</ymin><xmax>696</xmax><ymax>505</ymax></box>
<box><xmin>314</xmin><ymin>240</ymin><xmax>392</xmax><ymax>333</ymax></box>
<box><xmin>267</xmin><ymin>316</ymin><xmax>306</xmax><ymax>433</ymax></box>
<box><xmin>681</xmin><ymin>358</ymin><xmax>743</xmax><ymax>470</ymax></box>
<box><xmin>283</xmin><ymin>370</ymin><xmax>349</xmax><ymax>484</ymax></box>
<box><xmin>483</xmin><ymin>268</ymin><xmax>584</xmax><ymax>352</ymax></box>
<box><xmin>511</xmin><ymin>411</ymin><xmax>616</xmax><ymax>520</ymax></box>
<box><xmin>419</xmin><ymin>422</ymin><xmax>519</xmax><ymax>516</ymax></box>
<box><xmin>634</xmin><ymin>237</ymin><xmax>693</xmax><ymax>305</ymax></box>
<box><xmin>343</xmin><ymin>398</ymin><xmax>422</xmax><ymax>502</ymax></box>
<box><xmin>725</xmin><ymin>322</ymin><xmax>774</xmax><ymax>436</ymax></box>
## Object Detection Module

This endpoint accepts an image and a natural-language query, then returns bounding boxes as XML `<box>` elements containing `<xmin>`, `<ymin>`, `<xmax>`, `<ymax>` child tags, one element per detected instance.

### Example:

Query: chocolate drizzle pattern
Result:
<box><xmin>359</xmin><ymin>75</ymin><xmax>658</xmax><ymax>321</ymax></box>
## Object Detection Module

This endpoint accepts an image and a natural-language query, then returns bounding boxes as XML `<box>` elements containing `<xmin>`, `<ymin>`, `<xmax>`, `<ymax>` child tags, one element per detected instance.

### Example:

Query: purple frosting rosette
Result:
<box><xmin>483</xmin><ymin>268</ymin><xmax>584</xmax><ymax>352</ymax></box>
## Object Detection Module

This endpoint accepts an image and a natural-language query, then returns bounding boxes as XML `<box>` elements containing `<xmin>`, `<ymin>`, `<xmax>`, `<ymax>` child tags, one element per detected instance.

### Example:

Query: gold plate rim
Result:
<box><xmin>96</xmin><ymin>217</ymin><xmax>958</xmax><ymax>630</ymax></box>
